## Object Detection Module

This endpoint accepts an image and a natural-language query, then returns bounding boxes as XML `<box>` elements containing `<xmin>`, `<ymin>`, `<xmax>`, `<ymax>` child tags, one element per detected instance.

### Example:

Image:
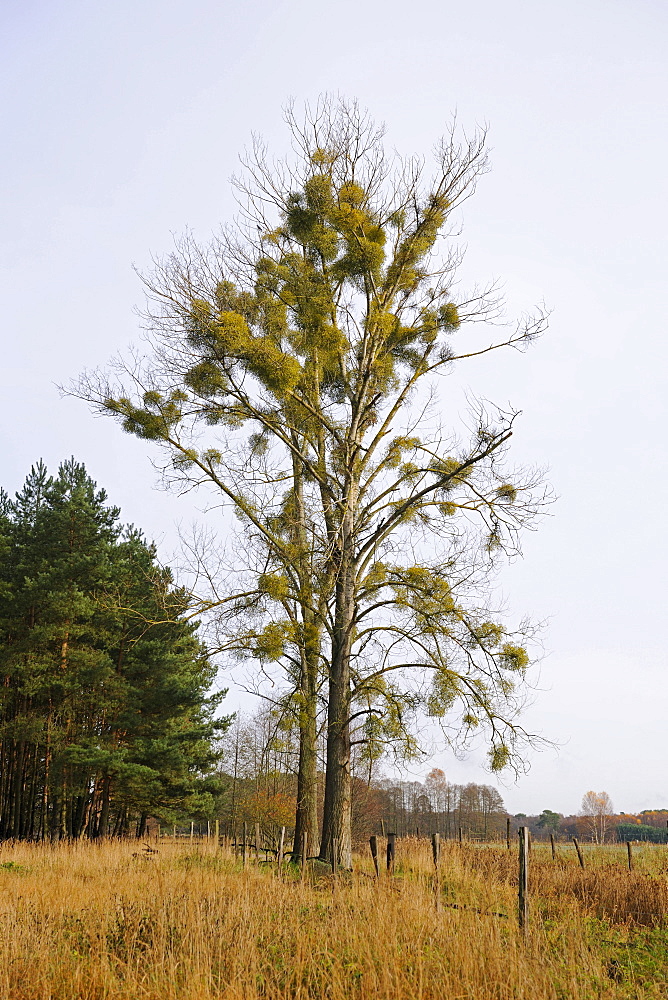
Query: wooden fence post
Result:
<box><xmin>277</xmin><ymin>827</ymin><xmax>285</xmax><ymax>872</ymax></box>
<box><xmin>550</xmin><ymin>833</ymin><xmax>556</xmax><ymax>861</ymax></box>
<box><xmin>386</xmin><ymin>833</ymin><xmax>396</xmax><ymax>873</ymax></box>
<box><xmin>190</xmin><ymin>821</ymin><xmax>194</xmax><ymax>841</ymax></box>
<box><xmin>431</xmin><ymin>831</ymin><xmax>441</xmax><ymax>867</ymax></box>
<box><xmin>458</xmin><ymin>827</ymin><xmax>463</xmax><ymax>845</ymax></box>
<box><xmin>506</xmin><ymin>817</ymin><xmax>511</xmax><ymax>850</ymax></box>
<box><xmin>255</xmin><ymin>823</ymin><xmax>261</xmax><ymax>863</ymax></box>
<box><xmin>572</xmin><ymin>837</ymin><xmax>585</xmax><ymax>869</ymax></box>
<box><xmin>627</xmin><ymin>840</ymin><xmax>633</xmax><ymax>872</ymax></box>
<box><xmin>518</xmin><ymin>826</ymin><xmax>529</xmax><ymax>932</ymax></box>
<box><xmin>214</xmin><ymin>818</ymin><xmax>219</xmax><ymax>845</ymax></box>
<box><xmin>432</xmin><ymin>832</ymin><xmax>441</xmax><ymax>912</ymax></box>
<box><xmin>242</xmin><ymin>821</ymin><xmax>247</xmax><ymax>868</ymax></box>
<box><xmin>369</xmin><ymin>836</ymin><xmax>379</xmax><ymax>877</ymax></box>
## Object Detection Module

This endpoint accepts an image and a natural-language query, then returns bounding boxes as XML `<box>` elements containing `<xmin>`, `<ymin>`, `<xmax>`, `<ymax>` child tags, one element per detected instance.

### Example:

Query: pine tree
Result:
<box><xmin>0</xmin><ymin>460</ymin><xmax>229</xmax><ymax>840</ymax></box>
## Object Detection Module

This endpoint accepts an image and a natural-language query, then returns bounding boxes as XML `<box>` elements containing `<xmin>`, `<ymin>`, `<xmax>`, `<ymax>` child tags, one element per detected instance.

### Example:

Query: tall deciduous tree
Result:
<box><xmin>74</xmin><ymin>98</ymin><xmax>548</xmax><ymax>865</ymax></box>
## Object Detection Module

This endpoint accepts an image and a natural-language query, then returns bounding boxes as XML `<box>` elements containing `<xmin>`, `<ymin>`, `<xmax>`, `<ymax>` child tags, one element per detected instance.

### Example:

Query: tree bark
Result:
<box><xmin>293</xmin><ymin>638</ymin><xmax>319</xmax><ymax>859</ymax></box>
<box><xmin>291</xmin><ymin>450</ymin><xmax>321</xmax><ymax>858</ymax></box>
<box><xmin>320</xmin><ymin>477</ymin><xmax>357</xmax><ymax>868</ymax></box>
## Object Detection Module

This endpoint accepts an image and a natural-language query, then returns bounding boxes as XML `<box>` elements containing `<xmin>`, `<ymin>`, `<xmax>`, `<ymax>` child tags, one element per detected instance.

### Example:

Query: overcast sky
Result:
<box><xmin>2</xmin><ymin>0</ymin><xmax>667</xmax><ymax>817</ymax></box>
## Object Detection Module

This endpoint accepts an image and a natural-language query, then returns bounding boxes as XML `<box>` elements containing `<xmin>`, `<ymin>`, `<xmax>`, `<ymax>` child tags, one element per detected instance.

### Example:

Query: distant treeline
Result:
<box><xmin>0</xmin><ymin>460</ymin><xmax>229</xmax><ymax>841</ymax></box>
<box><xmin>369</xmin><ymin>771</ymin><xmax>506</xmax><ymax>841</ymax></box>
<box><xmin>213</xmin><ymin>715</ymin><xmax>507</xmax><ymax>843</ymax></box>
<box><xmin>212</xmin><ymin>768</ymin><xmax>507</xmax><ymax>845</ymax></box>
<box><xmin>615</xmin><ymin>823</ymin><xmax>667</xmax><ymax>844</ymax></box>
<box><xmin>513</xmin><ymin>808</ymin><xmax>668</xmax><ymax>844</ymax></box>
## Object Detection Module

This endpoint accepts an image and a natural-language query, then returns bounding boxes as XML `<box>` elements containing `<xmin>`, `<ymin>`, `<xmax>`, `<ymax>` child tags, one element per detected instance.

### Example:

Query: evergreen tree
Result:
<box><xmin>0</xmin><ymin>460</ymin><xmax>229</xmax><ymax>840</ymax></box>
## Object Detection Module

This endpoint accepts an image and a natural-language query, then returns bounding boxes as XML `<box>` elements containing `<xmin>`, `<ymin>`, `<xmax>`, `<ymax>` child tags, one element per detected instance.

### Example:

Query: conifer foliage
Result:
<box><xmin>0</xmin><ymin>459</ymin><xmax>227</xmax><ymax>840</ymax></box>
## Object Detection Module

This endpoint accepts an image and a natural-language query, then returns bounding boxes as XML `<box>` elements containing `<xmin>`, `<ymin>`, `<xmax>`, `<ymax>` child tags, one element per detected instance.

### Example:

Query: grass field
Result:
<box><xmin>1</xmin><ymin>837</ymin><xmax>667</xmax><ymax>999</ymax></box>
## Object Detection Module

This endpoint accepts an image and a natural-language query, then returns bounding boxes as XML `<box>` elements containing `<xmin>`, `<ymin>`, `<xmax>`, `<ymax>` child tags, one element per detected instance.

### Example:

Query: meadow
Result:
<box><xmin>0</xmin><ymin>836</ymin><xmax>667</xmax><ymax>1000</ymax></box>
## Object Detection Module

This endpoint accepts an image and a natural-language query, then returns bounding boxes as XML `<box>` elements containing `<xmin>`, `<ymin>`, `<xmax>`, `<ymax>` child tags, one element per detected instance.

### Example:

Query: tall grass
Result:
<box><xmin>0</xmin><ymin>837</ymin><xmax>665</xmax><ymax>999</ymax></box>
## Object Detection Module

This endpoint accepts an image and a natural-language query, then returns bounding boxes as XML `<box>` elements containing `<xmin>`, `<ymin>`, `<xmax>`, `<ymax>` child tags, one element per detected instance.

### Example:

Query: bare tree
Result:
<box><xmin>72</xmin><ymin>97</ymin><xmax>549</xmax><ymax>866</ymax></box>
<box><xmin>580</xmin><ymin>790</ymin><xmax>615</xmax><ymax>844</ymax></box>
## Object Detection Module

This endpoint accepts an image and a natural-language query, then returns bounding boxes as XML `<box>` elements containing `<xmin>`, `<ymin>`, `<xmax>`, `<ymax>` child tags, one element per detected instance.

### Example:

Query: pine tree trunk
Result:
<box><xmin>97</xmin><ymin>774</ymin><xmax>111</xmax><ymax>839</ymax></box>
<box><xmin>25</xmin><ymin>747</ymin><xmax>39</xmax><ymax>840</ymax></box>
<box><xmin>2</xmin><ymin>745</ymin><xmax>16</xmax><ymax>839</ymax></box>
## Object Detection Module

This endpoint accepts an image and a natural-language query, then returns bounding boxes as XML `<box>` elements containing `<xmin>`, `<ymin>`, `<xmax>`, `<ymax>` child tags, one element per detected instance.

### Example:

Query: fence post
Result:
<box><xmin>458</xmin><ymin>826</ymin><xmax>463</xmax><ymax>845</ymax></box>
<box><xmin>627</xmin><ymin>840</ymin><xmax>633</xmax><ymax>872</ymax></box>
<box><xmin>331</xmin><ymin>837</ymin><xmax>338</xmax><ymax>877</ymax></box>
<box><xmin>550</xmin><ymin>833</ymin><xmax>556</xmax><ymax>861</ymax></box>
<box><xmin>277</xmin><ymin>826</ymin><xmax>285</xmax><ymax>872</ymax></box>
<box><xmin>369</xmin><ymin>836</ymin><xmax>379</xmax><ymax>877</ymax></box>
<box><xmin>518</xmin><ymin>826</ymin><xmax>529</xmax><ymax>932</ymax></box>
<box><xmin>432</xmin><ymin>832</ymin><xmax>441</xmax><ymax>911</ymax></box>
<box><xmin>386</xmin><ymin>833</ymin><xmax>396</xmax><ymax>873</ymax></box>
<box><xmin>431</xmin><ymin>831</ymin><xmax>441</xmax><ymax>867</ymax></box>
<box><xmin>214</xmin><ymin>818</ymin><xmax>219</xmax><ymax>845</ymax></box>
<box><xmin>190</xmin><ymin>821</ymin><xmax>194</xmax><ymax>841</ymax></box>
<box><xmin>242</xmin><ymin>821</ymin><xmax>247</xmax><ymax>868</ymax></box>
<box><xmin>572</xmin><ymin>837</ymin><xmax>585</xmax><ymax>869</ymax></box>
<box><xmin>506</xmin><ymin>817</ymin><xmax>511</xmax><ymax>850</ymax></box>
<box><xmin>255</xmin><ymin>822</ymin><xmax>261</xmax><ymax>863</ymax></box>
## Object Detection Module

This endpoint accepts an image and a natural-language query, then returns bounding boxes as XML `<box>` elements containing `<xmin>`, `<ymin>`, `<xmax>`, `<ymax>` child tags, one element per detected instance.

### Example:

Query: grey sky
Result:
<box><xmin>2</xmin><ymin>0</ymin><xmax>667</xmax><ymax>816</ymax></box>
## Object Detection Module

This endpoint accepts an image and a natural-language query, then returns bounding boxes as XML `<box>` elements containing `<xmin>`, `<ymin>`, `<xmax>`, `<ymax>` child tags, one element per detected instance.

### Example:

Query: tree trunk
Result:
<box><xmin>293</xmin><ymin>641</ymin><xmax>319</xmax><ymax>859</ymax></box>
<box><xmin>11</xmin><ymin>740</ymin><xmax>26</xmax><ymax>839</ymax></box>
<box><xmin>97</xmin><ymin>774</ymin><xmax>111</xmax><ymax>839</ymax></box>
<box><xmin>320</xmin><ymin>497</ymin><xmax>357</xmax><ymax>868</ymax></box>
<box><xmin>291</xmin><ymin>450</ymin><xmax>321</xmax><ymax>859</ymax></box>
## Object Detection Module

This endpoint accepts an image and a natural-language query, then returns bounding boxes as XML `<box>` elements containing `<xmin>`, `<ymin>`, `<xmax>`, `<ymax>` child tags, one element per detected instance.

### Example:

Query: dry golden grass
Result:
<box><xmin>460</xmin><ymin>841</ymin><xmax>668</xmax><ymax>927</ymax></box>
<box><xmin>0</xmin><ymin>837</ymin><xmax>666</xmax><ymax>999</ymax></box>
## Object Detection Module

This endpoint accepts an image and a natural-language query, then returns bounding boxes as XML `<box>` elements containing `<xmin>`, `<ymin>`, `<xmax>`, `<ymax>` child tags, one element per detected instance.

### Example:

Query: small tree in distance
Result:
<box><xmin>580</xmin><ymin>790</ymin><xmax>614</xmax><ymax>844</ymax></box>
<box><xmin>536</xmin><ymin>809</ymin><xmax>561</xmax><ymax>833</ymax></box>
<box><xmin>73</xmin><ymin>97</ymin><xmax>549</xmax><ymax>866</ymax></box>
